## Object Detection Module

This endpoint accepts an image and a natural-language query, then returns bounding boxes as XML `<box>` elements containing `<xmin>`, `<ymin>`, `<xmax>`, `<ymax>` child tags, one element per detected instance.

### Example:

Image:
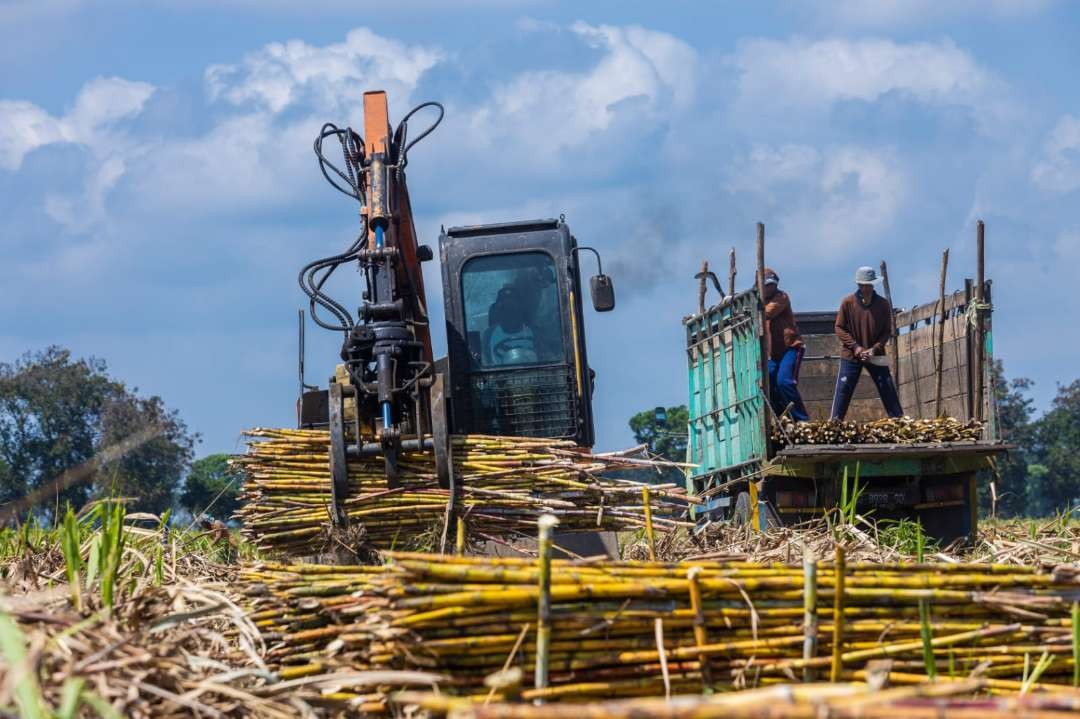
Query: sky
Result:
<box><xmin>2</xmin><ymin>1</ymin><xmax>1079</xmax><ymax>458</ymax></box>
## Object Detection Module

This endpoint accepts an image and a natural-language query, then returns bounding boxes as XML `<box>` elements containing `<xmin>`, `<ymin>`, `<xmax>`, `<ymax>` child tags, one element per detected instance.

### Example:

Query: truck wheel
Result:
<box><xmin>733</xmin><ymin>492</ymin><xmax>751</xmax><ymax>525</ymax></box>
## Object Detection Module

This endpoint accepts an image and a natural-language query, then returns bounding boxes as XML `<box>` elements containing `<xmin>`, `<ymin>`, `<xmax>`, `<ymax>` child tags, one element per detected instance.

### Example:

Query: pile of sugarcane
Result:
<box><xmin>396</xmin><ymin>681</ymin><xmax>1080</xmax><ymax>718</ymax></box>
<box><xmin>773</xmin><ymin>417</ymin><xmax>985</xmax><ymax>447</ymax></box>
<box><xmin>234</xmin><ymin>429</ymin><xmax>693</xmax><ymax>555</ymax></box>
<box><xmin>242</xmin><ymin>548</ymin><xmax>1080</xmax><ymax>709</ymax></box>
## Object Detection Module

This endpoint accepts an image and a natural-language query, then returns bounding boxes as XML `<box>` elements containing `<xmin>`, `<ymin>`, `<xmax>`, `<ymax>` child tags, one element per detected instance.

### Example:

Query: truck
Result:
<box><xmin>684</xmin><ymin>224</ymin><xmax>1005</xmax><ymax>544</ymax></box>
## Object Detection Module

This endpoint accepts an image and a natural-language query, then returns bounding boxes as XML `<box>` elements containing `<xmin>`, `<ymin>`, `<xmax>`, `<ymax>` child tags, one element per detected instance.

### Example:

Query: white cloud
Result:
<box><xmin>1031</xmin><ymin>115</ymin><xmax>1080</xmax><ymax>193</ymax></box>
<box><xmin>0</xmin><ymin>76</ymin><xmax>153</xmax><ymax>171</ymax></box>
<box><xmin>128</xmin><ymin>113</ymin><xmax>309</xmax><ymax>213</ymax></box>
<box><xmin>733</xmin><ymin>37</ymin><xmax>989</xmax><ymax>115</ymax></box>
<box><xmin>727</xmin><ymin>144</ymin><xmax>821</xmax><ymax>193</ymax></box>
<box><xmin>813</xmin><ymin>147</ymin><xmax>906</xmax><ymax>252</ymax></box>
<box><xmin>753</xmin><ymin>146</ymin><xmax>908</xmax><ymax>261</ymax></box>
<box><xmin>44</xmin><ymin>155</ymin><xmax>128</xmax><ymax>232</ymax></box>
<box><xmin>463</xmin><ymin>22</ymin><xmax>697</xmax><ymax>165</ymax></box>
<box><xmin>205</xmin><ymin>27</ymin><xmax>443</xmax><ymax>114</ymax></box>
<box><xmin>0</xmin><ymin>100</ymin><xmax>67</xmax><ymax>171</ymax></box>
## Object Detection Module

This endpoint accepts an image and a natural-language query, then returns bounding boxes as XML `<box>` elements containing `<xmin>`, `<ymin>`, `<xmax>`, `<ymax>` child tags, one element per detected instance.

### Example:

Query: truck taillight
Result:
<box><xmin>924</xmin><ymin>484</ymin><xmax>964</xmax><ymax>503</ymax></box>
<box><xmin>776</xmin><ymin>490</ymin><xmax>813</xmax><ymax>508</ymax></box>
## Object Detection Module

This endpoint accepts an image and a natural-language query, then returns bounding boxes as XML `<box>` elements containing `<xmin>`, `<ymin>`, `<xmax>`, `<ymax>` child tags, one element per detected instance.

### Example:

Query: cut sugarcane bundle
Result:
<box><xmin>241</xmin><ymin>552</ymin><xmax>1080</xmax><ymax>709</ymax></box>
<box><xmin>233</xmin><ymin>429</ymin><xmax>694</xmax><ymax>555</ymax></box>
<box><xmin>773</xmin><ymin>417</ymin><xmax>985</xmax><ymax>447</ymax></box>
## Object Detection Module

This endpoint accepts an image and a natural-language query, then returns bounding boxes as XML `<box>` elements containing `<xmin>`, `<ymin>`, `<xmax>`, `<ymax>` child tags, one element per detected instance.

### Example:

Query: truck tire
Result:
<box><xmin>733</xmin><ymin>492</ymin><xmax>752</xmax><ymax>525</ymax></box>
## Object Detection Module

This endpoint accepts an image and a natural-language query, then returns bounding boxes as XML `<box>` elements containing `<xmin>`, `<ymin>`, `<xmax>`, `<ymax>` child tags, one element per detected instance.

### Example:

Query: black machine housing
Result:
<box><xmin>298</xmin><ymin>215</ymin><xmax>613</xmax><ymax>532</ymax></box>
<box><xmin>439</xmin><ymin>218</ymin><xmax>602</xmax><ymax>447</ymax></box>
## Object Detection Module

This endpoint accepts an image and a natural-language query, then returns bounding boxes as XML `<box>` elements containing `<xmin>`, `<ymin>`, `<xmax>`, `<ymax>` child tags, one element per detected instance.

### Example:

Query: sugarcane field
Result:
<box><xmin>4</xmin><ymin>5</ymin><xmax>1080</xmax><ymax>718</ymax></box>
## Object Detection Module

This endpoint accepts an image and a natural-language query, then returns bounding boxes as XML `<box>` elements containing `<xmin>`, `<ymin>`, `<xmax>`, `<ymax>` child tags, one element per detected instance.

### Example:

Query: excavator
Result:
<box><xmin>295</xmin><ymin>91</ymin><xmax>616</xmax><ymax>530</ymax></box>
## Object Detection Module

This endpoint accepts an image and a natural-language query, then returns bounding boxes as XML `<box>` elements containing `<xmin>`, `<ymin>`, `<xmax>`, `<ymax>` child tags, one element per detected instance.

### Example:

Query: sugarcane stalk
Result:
<box><xmin>830</xmin><ymin>545</ymin><xmax>845</xmax><ymax>682</ymax></box>
<box><xmin>534</xmin><ymin>514</ymin><xmax>558</xmax><ymax>702</ymax></box>
<box><xmin>802</xmin><ymin>546</ymin><xmax>817</xmax><ymax>683</ymax></box>
<box><xmin>642</xmin><ymin>484</ymin><xmax>656</xmax><ymax>562</ymax></box>
<box><xmin>687</xmin><ymin>566</ymin><xmax>713</xmax><ymax>691</ymax></box>
<box><xmin>1072</xmin><ymin>601</ymin><xmax>1079</xmax><ymax>687</ymax></box>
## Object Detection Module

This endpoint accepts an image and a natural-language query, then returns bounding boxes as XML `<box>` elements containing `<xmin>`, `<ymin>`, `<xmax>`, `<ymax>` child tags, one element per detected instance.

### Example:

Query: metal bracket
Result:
<box><xmin>327</xmin><ymin>382</ymin><xmax>350</xmax><ymax>526</ymax></box>
<box><xmin>432</xmin><ymin>372</ymin><xmax>458</xmax><ymax>552</ymax></box>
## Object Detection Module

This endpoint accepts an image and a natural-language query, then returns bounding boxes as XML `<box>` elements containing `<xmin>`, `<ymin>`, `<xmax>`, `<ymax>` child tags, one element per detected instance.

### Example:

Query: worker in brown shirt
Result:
<box><xmin>763</xmin><ymin>268</ymin><xmax>809</xmax><ymax>421</ymax></box>
<box><xmin>830</xmin><ymin>266</ymin><xmax>904</xmax><ymax>419</ymax></box>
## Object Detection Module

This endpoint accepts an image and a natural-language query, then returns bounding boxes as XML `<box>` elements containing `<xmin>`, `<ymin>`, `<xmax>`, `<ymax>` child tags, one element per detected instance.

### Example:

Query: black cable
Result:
<box><xmin>314</xmin><ymin>123</ymin><xmax>365</xmax><ymax>200</ymax></box>
<box><xmin>297</xmin><ymin>227</ymin><xmax>368</xmax><ymax>332</ymax></box>
<box><xmin>393</xmin><ymin>102</ymin><xmax>443</xmax><ymax>170</ymax></box>
<box><xmin>299</xmin><ymin>259</ymin><xmax>351</xmax><ymax>331</ymax></box>
<box><xmin>301</xmin><ymin>102</ymin><xmax>443</xmax><ymax>336</ymax></box>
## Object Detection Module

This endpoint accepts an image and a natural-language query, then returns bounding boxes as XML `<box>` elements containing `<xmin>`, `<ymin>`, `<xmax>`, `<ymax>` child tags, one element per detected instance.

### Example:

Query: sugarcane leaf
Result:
<box><xmin>57</xmin><ymin>677</ymin><xmax>86</xmax><ymax>719</ymax></box>
<box><xmin>0</xmin><ymin>612</ymin><xmax>47</xmax><ymax>719</ymax></box>
<box><xmin>79</xmin><ymin>690</ymin><xmax>124</xmax><ymax>719</ymax></box>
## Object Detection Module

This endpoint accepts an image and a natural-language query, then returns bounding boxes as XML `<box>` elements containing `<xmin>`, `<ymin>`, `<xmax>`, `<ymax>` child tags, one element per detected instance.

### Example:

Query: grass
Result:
<box><xmin>877</xmin><ymin>517</ymin><xmax>942</xmax><ymax>557</ymax></box>
<box><xmin>0</xmin><ymin>500</ymin><xmax>259</xmax><ymax>717</ymax></box>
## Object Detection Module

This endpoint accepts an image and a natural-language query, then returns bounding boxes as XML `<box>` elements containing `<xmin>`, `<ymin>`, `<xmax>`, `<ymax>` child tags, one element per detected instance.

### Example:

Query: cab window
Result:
<box><xmin>460</xmin><ymin>252</ymin><xmax>564</xmax><ymax>368</ymax></box>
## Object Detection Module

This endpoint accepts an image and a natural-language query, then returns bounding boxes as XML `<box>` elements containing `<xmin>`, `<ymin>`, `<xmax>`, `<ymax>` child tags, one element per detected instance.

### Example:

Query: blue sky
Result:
<box><xmin>2</xmin><ymin>1</ymin><xmax>1079</xmax><ymax>457</ymax></box>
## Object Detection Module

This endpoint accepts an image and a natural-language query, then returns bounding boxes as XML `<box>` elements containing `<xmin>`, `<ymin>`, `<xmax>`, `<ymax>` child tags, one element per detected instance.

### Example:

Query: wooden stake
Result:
<box><xmin>934</xmin><ymin>249</ymin><xmax>950</xmax><ymax>417</ymax></box>
<box><xmin>802</xmin><ymin>545</ymin><xmax>818</xmax><ymax>683</ymax></box>
<box><xmin>755</xmin><ymin>223</ymin><xmax>766</xmax><ymax>310</ymax></box>
<box><xmin>880</xmin><ymin>260</ymin><xmax>899</xmax><ymax>385</ymax></box>
<box><xmin>642</xmin><ymin>485</ymin><xmax>656</xmax><ymax>562</ymax></box>
<box><xmin>698</xmin><ymin>260</ymin><xmax>709</xmax><ymax>315</ymax></box>
<box><xmin>756</xmin><ymin>223</ymin><xmax>771</xmax><ymax>441</ymax></box>
<box><xmin>728</xmin><ymin>247</ymin><xmax>737</xmax><ymax>300</ymax></box>
<box><xmin>830</xmin><ymin>544</ymin><xmax>846</xmax><ymax>682</ymax></box>
<box><xmin>975</xmin><ymin>221</ymin><xmax>986</xmax><ymax>423</ymax></box>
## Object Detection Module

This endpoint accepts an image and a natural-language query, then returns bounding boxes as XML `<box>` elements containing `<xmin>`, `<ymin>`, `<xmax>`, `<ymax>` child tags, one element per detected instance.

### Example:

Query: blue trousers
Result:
<box><xmin>768</xmin><ymin>346</ymin><xmax>809</xmax><ymax>422</ymax></box>
<box><xmin>830</xmin><ymin>358</ymin><xmax>903</xmax><ymax>420</ymax></box>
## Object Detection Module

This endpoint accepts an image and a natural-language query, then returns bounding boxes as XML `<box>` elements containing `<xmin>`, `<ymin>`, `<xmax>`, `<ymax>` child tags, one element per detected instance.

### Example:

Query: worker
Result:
<box><xmin>488</xmin><ymin>281</ymin><xmax>538</xmax><ymax>365</ymax></box>
<box><xmin>763</xmin><ymin>268</ymin><xmax>809</xmax><ymax>422</ymax></box>
<box><xmin>831</xmin><ymin>266</ymin><xmax>903</xmax><ymax>420</ymax></box>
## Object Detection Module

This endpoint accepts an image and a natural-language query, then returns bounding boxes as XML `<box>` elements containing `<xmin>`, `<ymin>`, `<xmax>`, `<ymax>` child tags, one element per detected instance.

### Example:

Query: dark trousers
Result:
<box><xmin>768</xmin><ymin>346</ymin><xmax>809</xmax><ymax>422</ymax></box>
<box><xmin>830</xmin><ymin>358</ymin><xmax>903</xmax><ymax>420</ymax></box>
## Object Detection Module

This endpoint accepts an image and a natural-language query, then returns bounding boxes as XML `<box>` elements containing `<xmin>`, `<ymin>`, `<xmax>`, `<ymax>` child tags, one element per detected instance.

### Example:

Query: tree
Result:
<box><xmin>96</xmin><ymin>393</ymin><xmax>195</xmax><ymax>517</ymax></box>
<box><xmin>1027</xmin><ymin>379</ymin><xmax>1080</xmax><ymax>516</ymax></box>
<box><xmin>984</xmin><ymin>361</ymin><xmax>1036</xmax><ymax>518</ymax></box>
<box><xmin>0</xmin><ymin>348</ymin><xmax>122</xmax><ymax>509</ymax></box>
<box><xmin>179</xmin><ymin>454</ymin><xmax>242</xmax><ymax>523</ymax></box>
<box><xmin>0</xmin><ymin>346</ymin><xmax>196</xmax><ymax>517</ymax></box>
<box><xmin>628</xmin><ymin>405</ymin><xmax>689</xmax><ymax>484</ymax></box>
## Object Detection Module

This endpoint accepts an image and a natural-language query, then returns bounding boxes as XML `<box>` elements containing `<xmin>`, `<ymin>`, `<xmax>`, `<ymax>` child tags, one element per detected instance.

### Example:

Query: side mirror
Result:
<box><xmin>572</xmin><ymin>245</ymin><xmax>616</xmax><ymax>312</ymax></box>
<box><xmin>590</xmin><ymin>274</ymin><xmax>615</xmax><ymax>312</ymax></box>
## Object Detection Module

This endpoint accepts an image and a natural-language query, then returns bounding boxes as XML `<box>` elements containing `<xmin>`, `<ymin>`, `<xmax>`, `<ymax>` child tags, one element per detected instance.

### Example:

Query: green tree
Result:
<box><xmin>628</xmin><ymin>405</ymin><xmax>689</xmax><ymax>484</ymax></box>
<box><xmin>1027</xmin><ymin>379</ymin><xmax>1080</xmax><ymax>516</ymax></box>
<box><xmin>0</xmin><ymin>346</ymin><xmax>195</xmax><ymax>516</ymax></box>
<box><xmin>179</xmin><ymin>454</ymin><xmax>242</xmax><ymax>523</ymax></box>
<box><xmin>96</xmin><ymin>393</ymin><xmax>196</xmax><ymax>516</ymax></box>
<box><xmin>984</xmin><ymin>361</ymin><xmax>1036</xmax><ymax>518</ymax></box>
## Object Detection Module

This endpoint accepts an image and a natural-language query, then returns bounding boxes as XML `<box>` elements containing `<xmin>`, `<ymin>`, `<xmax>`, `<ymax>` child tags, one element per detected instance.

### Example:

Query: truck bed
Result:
<box><xmin>775</xmin><ymin>440</ymin><xmax>1009</xmax><ymax>461</ymax></box>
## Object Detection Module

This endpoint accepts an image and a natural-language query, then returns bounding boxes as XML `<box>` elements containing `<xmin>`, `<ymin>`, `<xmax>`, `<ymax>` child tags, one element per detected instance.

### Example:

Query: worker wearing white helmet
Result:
<box><xmin>830</xmin><ymin>266</ymin><xmax>903</xmax><ymax>420</ymax></box>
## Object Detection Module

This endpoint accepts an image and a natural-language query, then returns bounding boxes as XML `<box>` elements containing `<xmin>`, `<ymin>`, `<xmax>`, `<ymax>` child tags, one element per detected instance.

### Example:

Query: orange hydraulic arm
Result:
<box><xmin>361</xmin><ymin>92</ymin><xmax>433</xmax><ymax>363</ymax></box>
<box><xmin>302</xmin><ymin>90</ymin><xmax>443</xmax><ymax>497</ymax></box>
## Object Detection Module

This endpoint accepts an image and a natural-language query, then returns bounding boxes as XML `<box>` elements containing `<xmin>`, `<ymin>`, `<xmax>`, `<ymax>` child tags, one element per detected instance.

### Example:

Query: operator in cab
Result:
<box><xmin>831</xmin><ymin>266</ymin><xmax>904</xmax><ymax>420</ymax></box>
<box><xmin>763</xmin><ymin>268</ymin><xmax>809</xmax><ymax>422</ymax></box>
<box><xmin>487</xmin><ymin>269</ymin><xmax>547</xmax><ymax>365</ymax></box>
